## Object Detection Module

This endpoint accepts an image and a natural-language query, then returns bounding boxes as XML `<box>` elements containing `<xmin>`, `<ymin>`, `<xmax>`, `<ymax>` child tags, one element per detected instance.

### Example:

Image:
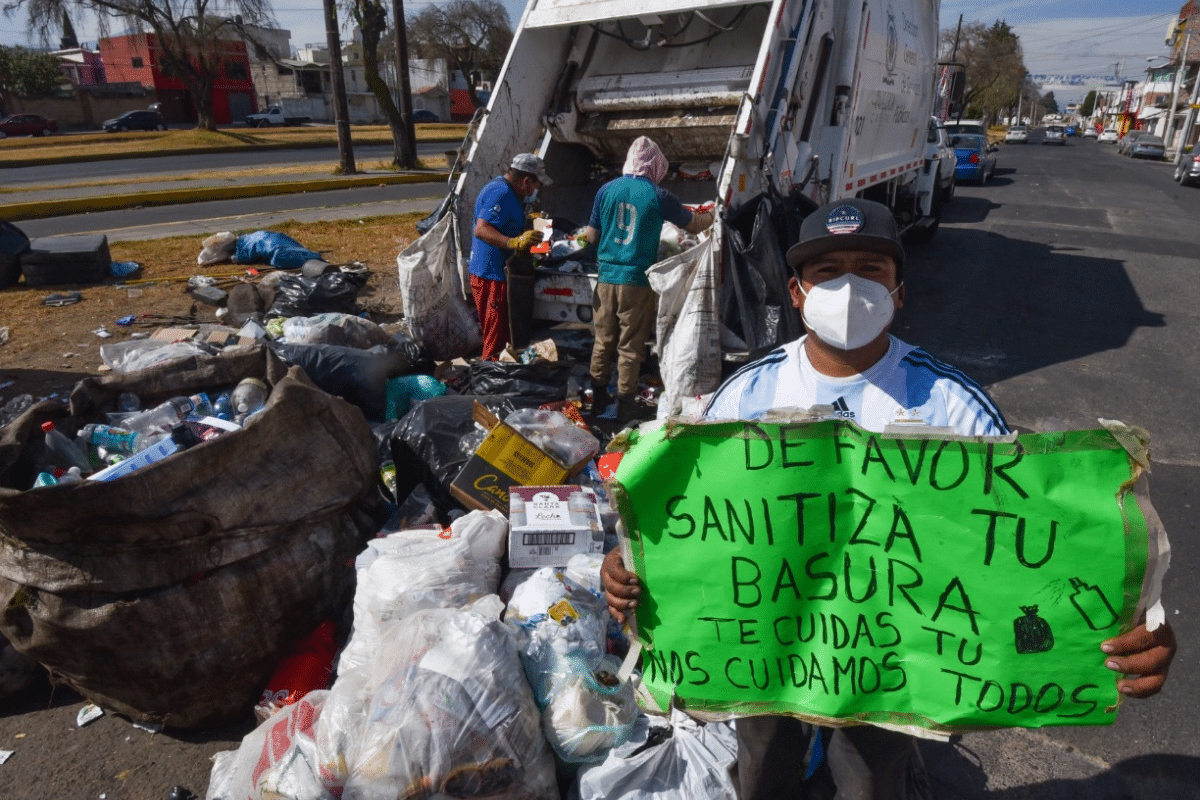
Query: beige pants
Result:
<box><xmin>589</xmin><ymin>282</ymin><xmax>656</xmax><ymax>398</ymax></box>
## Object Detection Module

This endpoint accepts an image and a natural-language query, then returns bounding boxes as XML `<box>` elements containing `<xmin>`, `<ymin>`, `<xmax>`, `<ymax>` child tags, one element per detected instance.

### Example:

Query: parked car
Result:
<box><xmin>1175</xmin><ymin>152</ymin><xmax>1200</xmax><ymax>186</ymax></box>
<box><xmin>926</xmin><ymin>116</ymin><xmax>956</xmax><ymax>202</ymax></box>
<box><xmin>1128</xmin><ymin>134</ymin><xmax>1165</xmax><ymax>160</ymax></box>
<box><xmin>0</xmin><ymin>113</ymin><xmax>58</xmax><ymax>138</ymax></box>
<box><xmin>944</xmin><ymin>118</ymin><xmax>987</xmax><ymax>136</ymax></box>
<box><xmin>1082</xmin><ymin>127</ymin><xmax>1099</xmax><ymax>139</ymax></box>
<box><xmin>1065</xmin><ymin>125</ymin><xmax>1079</xmax><ymax>137</ymax></box>
<box><xmin>1043</xmin><ymin>125</ymin><xmax>1067</xmax><ymax>145</ymax></box>
<box><xmin>1004</xmin><ymin>125</ymin><xmax>1029</xmax><ymax>143</ymax></box>
<box><xmin>1116</xmin><ymin>129</ymin><xmax>1148</xmax><ymax>155</ymax></box>
<box><xmin>1097</xmin><ymin>128</ymin><xmax>1119</xmax><ymax>143</ymax></box>
<box><xmin>412</xmin><ymin>109</ymin><xmax>440</xmax><ymax>123</ymax></box>
<box><xmin>102</xmin><ymin>110</ymin><xmax>168</xmax><ymax>132</ymax></box>
<box><xmin>950</xmin><ymin>133</ymin><xmax>997</xmax><ymax>185</ymax></box>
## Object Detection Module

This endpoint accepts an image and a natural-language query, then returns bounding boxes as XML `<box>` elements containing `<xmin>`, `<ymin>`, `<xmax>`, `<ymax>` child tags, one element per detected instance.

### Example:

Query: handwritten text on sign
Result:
<box><xmin>612</xmin><ymin>421</ymin><xmax>1147</xmax><ymax>730</ymax></box>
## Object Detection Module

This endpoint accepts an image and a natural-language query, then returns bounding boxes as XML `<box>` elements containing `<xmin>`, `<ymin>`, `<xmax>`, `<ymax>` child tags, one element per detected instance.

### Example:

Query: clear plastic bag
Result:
<box><xmin>335</xmin><ymin>510</ymin><xmax>508</xmax><ymax>677</ymax></box>
<box><xmin>506</xmin><ymin>568</ymin><xmax>638</xmax><ymax>762</ymax></box>
<box><xmin>281</xmin><ymin>313</ymin><xmax>397</xmax><ymax>350</ymax></box>
<box><xmin>99</xmin><ymin>339</ymin><xmax>213</xmax><ymax>373</ymax></box>
<box><xmin>505</xmin><ymin>408</ymin><xmax>599</xmax><ymax>467</ymax></box>
<box><xmin>207</xmin><ymin>691</ymin><xmax>338</xmax><ymax>800</ymax></box>
<box><xmin>572</xmin><ymin>709</ymin><xmax>739</xmax><ymax>800</ymax></box>
<box><xmin>338</xmin><ymin>600</ymin><xmax>559</xmax><ymax>800</ymax></box>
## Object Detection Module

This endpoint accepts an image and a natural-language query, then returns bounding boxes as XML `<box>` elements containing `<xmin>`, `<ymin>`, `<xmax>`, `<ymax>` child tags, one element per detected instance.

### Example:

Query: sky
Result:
<box><xmin>1</xmin><ymin>0</ymin><xmax>1187</xmax><ymax>104</ymax></box>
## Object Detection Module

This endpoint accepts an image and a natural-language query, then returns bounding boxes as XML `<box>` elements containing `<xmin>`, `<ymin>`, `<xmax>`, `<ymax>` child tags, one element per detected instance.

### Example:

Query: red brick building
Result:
<box><xmin>99</xmin><ymin>32</ymin><xmax>256</xmax><ymax>124</ymax></box>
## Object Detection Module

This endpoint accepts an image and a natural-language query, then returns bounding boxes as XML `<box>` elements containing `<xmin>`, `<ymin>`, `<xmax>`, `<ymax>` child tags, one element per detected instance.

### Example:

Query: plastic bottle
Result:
<box><xmin>76</xmin><ymin>423</ymin><xmax>153</xmax><ymax>456</ymax></box>
<box><xmin>88</xmin><ymin>423</ymin><xmax>203</xmax><ymax>482</ymax></box>
<box><xmin>32</xmin><ymin>471</ymin><xmax>57</xmax><ymax>488</ymax></box>
<box><xmin>120</xmin><ymin>396</ymin><xmax>195</xmax><ymax>436</ymax></box>
<box><xmin>230</xmin><ymin>378</ymin><xmax>269</xmax><ymax>419</ymax></box>
<box><xmin>212</xmin><ymin>391</ymin><xmax>234</xmax><ymax>421</ymax></box>
<box><xmin>189</xmin><ymin>393</ymin><xmax>214</xmax><ymax>418</ymax></box>
<box><xmin>58</xmin><ymin>467</ymin><xmax>83</xmax><ymax>484</ymax></box>
<box><xmin>41</xmin><ymin>421</ymin><xmax>93</xmax><ymax>472</ymax></box>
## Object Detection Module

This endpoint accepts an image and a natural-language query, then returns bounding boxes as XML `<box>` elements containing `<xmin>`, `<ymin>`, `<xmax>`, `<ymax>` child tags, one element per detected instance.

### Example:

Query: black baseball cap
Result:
<box><xmin>786</xmin><ymin>198</ymin><xmax>905</xmax><ymax>271</ymax></box>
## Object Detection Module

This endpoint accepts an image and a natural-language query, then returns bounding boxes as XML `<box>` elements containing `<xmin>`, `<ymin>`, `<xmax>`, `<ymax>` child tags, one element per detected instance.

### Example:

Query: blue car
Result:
<box><xmin>951</xmin><ymin>133</ymin><xmax>997</xmax><ymax>184</ymax></box>
<box><xmin>1065</xmin><ymin>125</ymin><xmax>1079</xmax><ymax>137</ymax></box>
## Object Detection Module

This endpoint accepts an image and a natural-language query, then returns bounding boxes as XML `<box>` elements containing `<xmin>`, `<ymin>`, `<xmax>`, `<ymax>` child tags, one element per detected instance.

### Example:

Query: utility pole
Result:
<box><xmin>324</xmin><ymin>0</ymin><xmax>356</xmax><ymax>174</ymax></box>
<box><xmin>1174</xmin><ymin>62</ymin><xmax>1200</xmax><ymax>167</ymax></box>
<box><xmin>1164</xmin><ymin>32</ymin><xmax>1190</xmax><ymax>155</ymax></box>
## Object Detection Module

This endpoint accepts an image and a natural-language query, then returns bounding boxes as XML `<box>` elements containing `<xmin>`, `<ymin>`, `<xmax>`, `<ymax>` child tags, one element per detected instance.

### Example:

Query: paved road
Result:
<box><xmin>2</xmin><ymin>141</ymin><xmax>459</xmax><ymax>187</ymax></box>
<box><xmin>899</xmin><ymin>137</ymin><xmax>1200</xmax><ymax>798</ymax></box>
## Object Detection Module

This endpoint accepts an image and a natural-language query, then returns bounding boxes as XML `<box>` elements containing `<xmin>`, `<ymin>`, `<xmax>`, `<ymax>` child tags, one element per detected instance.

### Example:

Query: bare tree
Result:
<box><xmin>9</xmin><ymin>0</ymin><xmax>277</xmax><ymax>130</ymax></box>
<box><xmin>347</xmin><ymin>0</ymin><xmax>416</xmax><ymax>167</ymax></box>
<box><xmin>406</xmin><ymin>0</ymin><xmax>511</xmax><ymax>111</ymax></box>
<box><xmin>940</xmin><ymin>20</ymin><xmax>1026</xmax><ymax>126</ymax></box>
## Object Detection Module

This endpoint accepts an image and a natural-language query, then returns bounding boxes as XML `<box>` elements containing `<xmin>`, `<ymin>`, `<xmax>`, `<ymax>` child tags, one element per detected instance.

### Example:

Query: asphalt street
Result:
<box><xmin>897</xmin><ymin>137</ymin><xmax>1200</xmax><ymax>798</ymax></box>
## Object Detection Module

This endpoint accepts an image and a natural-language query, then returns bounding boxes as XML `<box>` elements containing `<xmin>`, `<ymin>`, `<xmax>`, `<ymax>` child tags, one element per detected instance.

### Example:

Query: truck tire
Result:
<box><xmin>257</xmin><ymin>119</ymin><xmax>271</xmax><ymax>128</ymax></box>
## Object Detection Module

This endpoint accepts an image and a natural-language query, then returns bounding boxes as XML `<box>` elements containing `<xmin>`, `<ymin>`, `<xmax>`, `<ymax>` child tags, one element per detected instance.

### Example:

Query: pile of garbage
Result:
<box><xmin>0</xmin><ymin>218</ymin><xmax>745</xmax><ymax>797</ymax></box>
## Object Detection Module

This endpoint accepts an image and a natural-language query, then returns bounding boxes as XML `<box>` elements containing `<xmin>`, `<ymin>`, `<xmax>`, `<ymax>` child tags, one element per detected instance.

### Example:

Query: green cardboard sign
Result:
<box><xmin>612</xmin><ymin>420</ymin><xmax>1148</xmax><ymax>731</ymax></box>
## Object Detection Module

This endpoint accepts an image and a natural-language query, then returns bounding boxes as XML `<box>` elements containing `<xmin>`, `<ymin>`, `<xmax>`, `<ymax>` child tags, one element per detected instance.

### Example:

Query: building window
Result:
<box><xmin>132</xmin><ymin>56</ymin><xmax>143</xmax><ymax>68</ymax></box>
<box><xmin>225</xmin><ymin>60</ymin><xmax>248</xmax><ymax>81</ymax></box>
<box><xmin>277</xmin><ymin>65</ymin><xmax>293</xmax><ymax>76</ymax></box>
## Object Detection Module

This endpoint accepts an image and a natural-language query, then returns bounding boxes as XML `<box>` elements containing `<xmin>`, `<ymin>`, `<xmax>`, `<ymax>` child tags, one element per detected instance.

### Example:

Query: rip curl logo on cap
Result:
<box><xmin>825</xmin><ymin>205</ymin><xmax>865</xmax><ymax>235</ymax></box>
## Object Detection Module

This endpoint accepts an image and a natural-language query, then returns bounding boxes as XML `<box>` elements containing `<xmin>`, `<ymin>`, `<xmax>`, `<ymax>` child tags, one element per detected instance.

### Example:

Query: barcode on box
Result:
<box><xmin>523</xmin><ymin>532</ymin><xmax>575</xmax><ymax>546</ymax></box>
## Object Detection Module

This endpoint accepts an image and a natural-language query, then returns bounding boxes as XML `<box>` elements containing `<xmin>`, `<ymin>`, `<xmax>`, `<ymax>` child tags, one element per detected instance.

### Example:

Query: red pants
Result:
<box><xmin>470</xmin><ymin>274</ymin><xmax>509</xmax><ymax>361</ymax></box>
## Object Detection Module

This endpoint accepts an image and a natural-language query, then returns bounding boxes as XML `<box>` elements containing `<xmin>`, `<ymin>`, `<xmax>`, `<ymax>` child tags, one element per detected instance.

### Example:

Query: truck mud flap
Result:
<box><xmin>721</xmin><ymin>195</ymin><xmax>806</xmax><ymax>356</ymax></box>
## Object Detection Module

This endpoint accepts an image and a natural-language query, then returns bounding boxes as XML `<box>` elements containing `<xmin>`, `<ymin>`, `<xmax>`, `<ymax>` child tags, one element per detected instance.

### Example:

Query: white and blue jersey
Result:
<box><xmin>703</xmin><ymin>335</ymin><xmax>1009</xmax><ymax>436</ymax></box>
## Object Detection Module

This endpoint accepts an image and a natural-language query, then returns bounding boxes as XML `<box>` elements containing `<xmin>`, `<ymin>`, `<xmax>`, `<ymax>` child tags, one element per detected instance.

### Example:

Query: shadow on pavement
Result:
<box><xmin>896</xmin><ymin>222</ymin><xmax>1165</xmax><ymax>387</ymax></box>
<box><xmin>922</xmin><ymin>736</ymin><xmax>1200</xmax><ymax>799</ymax></box>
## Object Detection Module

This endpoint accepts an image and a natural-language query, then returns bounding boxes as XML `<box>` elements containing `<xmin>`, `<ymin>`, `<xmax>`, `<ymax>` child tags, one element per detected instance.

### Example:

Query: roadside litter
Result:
<box><xmin>0</xmin><ymin>210</ymin><xmax>730</xmax><ymax>799</ymax></box>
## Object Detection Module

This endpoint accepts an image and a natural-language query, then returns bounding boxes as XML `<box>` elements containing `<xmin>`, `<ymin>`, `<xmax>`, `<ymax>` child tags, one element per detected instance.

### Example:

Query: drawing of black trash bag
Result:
<box><xmin>1013</xmin><ymin>605</ymin><xmax>1055</xmax><ymax>654</ymax></box>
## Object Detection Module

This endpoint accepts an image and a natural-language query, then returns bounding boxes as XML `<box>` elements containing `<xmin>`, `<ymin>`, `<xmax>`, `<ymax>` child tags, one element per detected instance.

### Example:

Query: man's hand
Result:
<box><xmin>1102</xmin><ymin>619</ymin><xmax>1176</xmax><ymax>698</ymax></box>
<box><xmin>506</xmin><ymin>230</ymin><xmax>544</xmax><ymax>251</ymax></box>
<box><xmin>601</xmin><ymin>548</ymin><xmax>641</xmax><ymax>625</ymax></box>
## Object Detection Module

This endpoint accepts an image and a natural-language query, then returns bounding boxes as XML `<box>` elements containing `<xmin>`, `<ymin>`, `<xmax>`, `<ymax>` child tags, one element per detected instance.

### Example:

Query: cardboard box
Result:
<box><xmin>507</xmin><ymin>485</ymin><xmax>605</xmax><ymax>568</ymax></box>
<box><xmin>449</xmin><ymin>402</ymin><xmax>593</xmax><ymax>514</ymax></box>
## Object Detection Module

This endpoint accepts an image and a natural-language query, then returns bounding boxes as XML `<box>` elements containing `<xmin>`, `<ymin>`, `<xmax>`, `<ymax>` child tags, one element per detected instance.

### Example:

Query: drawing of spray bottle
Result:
<box><xmin>1068</xmin><ymin>577</ymin><xmax>1118</xmax><ymax>631</ymax></box>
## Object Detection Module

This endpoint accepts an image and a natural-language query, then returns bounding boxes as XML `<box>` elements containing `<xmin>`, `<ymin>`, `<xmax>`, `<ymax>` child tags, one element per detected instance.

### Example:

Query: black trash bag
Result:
<box><xmin>390</xmin><ymin>394</ymin><xmax>517</xmax><ymax>518</ymax></box>
<box><xmin>721</xmin><ymin>194</ymin><xmax>805</xmax><ymax>357</ymax></box>
<box><xmin>415</xmin><ymin>193</ymin><xmax>454</xmax><ymax>236</ymax></box>
<box><xmin>0</xmin><ymin>219</ymin><xmax>31</xmax><ymax>290</ymax></box>
<box><xmin>391</xmin><ymin>327</ymin><xmax>435</xmax><ymax>376</ymax></box>
<box><xmin>468</xmin><ymin>360</ymin><xmax>573</xmax><ymax>402</ymax></box>
<box><xmin>268</xmin><ymin>271</ymin><xmax>368</xmax><ymax>317</ymax></box>
<box><xmin>269</xmin><ymin>342</ymin><xmax>417</xmax><ymax>422</ymax></box>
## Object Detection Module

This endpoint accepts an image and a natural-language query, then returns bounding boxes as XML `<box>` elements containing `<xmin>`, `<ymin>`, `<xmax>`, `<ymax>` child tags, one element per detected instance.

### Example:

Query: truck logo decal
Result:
<box><xmin>825</xmin><ymin>205</ymin><xmax>865</xmax><ymax>234</ymax></box>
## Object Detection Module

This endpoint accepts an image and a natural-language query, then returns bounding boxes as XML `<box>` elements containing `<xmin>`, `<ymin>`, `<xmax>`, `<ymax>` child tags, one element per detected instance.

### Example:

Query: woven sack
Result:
<box><xmin>0</xmin><ymin>346</ymin><xmax>380</xmax><ymax>728</ymax></box>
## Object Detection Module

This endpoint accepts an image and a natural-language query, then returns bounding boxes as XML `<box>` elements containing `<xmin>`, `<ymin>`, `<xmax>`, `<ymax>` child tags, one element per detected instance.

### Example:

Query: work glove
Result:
<box><xmin>685</xmin><ymin>209</ymin><xmax>716</xmax><ymax>234</ymax></box>
<box><xmin>526</xmin><ymin>210</ymin><xmax>548</xmax><ymax>222</ymax></box>
<box><xmin>507</xmin><ymin>230</ymin><xmax>544</xmax><ymax>251</ymax></box>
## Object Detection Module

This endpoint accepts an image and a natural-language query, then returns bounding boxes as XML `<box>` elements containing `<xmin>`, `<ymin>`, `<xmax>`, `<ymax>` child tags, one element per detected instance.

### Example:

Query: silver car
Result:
<box><xmin>1128</xmin><ymin>135</ymin><xmax>1165</xmax><ymax>160</ymax></box>
<box><xmin>1175</xmin><ymin>153</ymin><xmax>1200</xmax><ymax>186</ymax></box>
<box><xmin>1043</xmin><ymin>125</ymin><xmax>1066</xmax><ymax>145</ymax></box>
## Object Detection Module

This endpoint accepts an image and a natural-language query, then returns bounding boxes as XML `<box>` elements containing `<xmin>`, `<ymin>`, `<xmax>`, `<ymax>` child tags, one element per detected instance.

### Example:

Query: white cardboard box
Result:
<box><xmin>508</xmin><ymin>485</ymin><xmax>605</xmax><ymax>568</ymax></box>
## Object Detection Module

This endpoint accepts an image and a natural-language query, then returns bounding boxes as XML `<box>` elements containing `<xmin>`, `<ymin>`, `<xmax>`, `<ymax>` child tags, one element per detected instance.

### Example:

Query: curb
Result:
<box><xmin>1</xmin><ymin>172</ymin><xmax>451</xmax><ymax>222</ymax></box>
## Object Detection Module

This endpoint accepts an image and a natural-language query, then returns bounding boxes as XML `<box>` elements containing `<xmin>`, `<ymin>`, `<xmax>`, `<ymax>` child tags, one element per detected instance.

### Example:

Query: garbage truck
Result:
<box><xmin>429</xmin><ymin>0</ymin><xmax>945</xmax><ymax>405</ymax></box>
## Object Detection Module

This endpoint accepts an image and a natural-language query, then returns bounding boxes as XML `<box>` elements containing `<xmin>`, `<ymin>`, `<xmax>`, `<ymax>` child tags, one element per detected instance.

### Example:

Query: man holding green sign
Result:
<box><xmin>601</xmin><ymin>198</ymin><xmax>1176</xmax><ymax>799</ymax></box>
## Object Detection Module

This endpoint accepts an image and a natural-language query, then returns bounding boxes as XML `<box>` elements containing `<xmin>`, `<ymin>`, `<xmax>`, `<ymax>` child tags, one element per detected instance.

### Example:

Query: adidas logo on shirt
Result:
<box><xmin>832</xmin><ymin>396</ymin><xmax>855</xmax><ymax>418</ymax></box>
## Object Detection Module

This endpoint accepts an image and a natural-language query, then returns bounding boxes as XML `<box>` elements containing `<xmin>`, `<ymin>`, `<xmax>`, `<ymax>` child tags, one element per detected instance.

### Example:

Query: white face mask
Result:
<box><xmin>800</xmin><ymin>273</ymin><xmax>900</xmax><ymax>350</ymax></box>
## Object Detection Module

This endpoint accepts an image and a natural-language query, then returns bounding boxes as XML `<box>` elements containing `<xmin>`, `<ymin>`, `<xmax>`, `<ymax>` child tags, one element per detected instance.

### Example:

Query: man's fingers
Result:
<box><xmin>1116</xmin><ymin>672</ymin><xmax>1168</xmax><ymax>699</ymax></box>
